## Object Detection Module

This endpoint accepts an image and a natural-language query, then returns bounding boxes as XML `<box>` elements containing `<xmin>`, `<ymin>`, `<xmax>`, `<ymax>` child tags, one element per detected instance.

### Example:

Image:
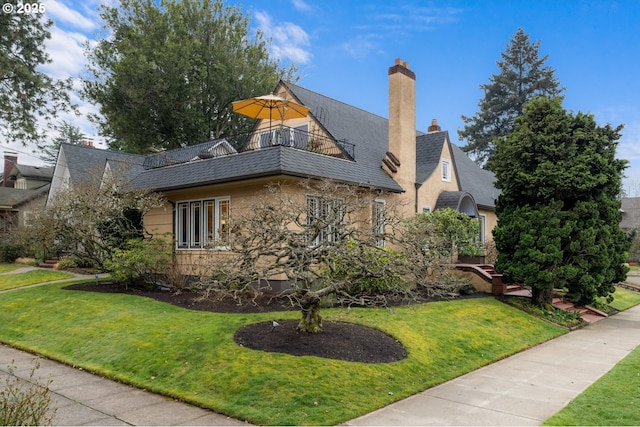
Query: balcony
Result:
<box><xmin>240</xmin><ymin>126</ymin><xmax>354</xmax><ymax>160</ymax></box>
<box><xmin>143</xmin><ymin>126</ymin><xmax>355</xmax><ymax>170</ymax></box>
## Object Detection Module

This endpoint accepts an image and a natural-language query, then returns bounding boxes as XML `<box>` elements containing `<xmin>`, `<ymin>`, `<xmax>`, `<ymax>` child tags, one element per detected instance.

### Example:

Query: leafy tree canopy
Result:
<box><xmin>459</xmin><ymin>28</ymin><xmax>564</xmax><ymax>167</ymax></box>
<box><xmin>492</xmin><ymin>96</ymin><xmax>628</xmax><ymax>306</ymax></box>
<box><xmin>83</xmin><ymin>0</ymin><xmax>292</xmax><ymax>154</ymax></box>
<box><xmin>0</xmin><ymin>4</ymin><xmax>74</xmax><ymax>144</ymax></box>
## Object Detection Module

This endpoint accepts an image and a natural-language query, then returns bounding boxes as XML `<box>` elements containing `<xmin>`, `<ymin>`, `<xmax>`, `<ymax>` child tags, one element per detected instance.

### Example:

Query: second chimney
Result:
<box><xmin>428</xmin><ymin>119</ymin><xmax>441</xmax><ymax>133</ymax></box>
<box><xmin>3</xmin><ymin>152</ymin><xmax>17</xmax><ymax>188</ymax></box>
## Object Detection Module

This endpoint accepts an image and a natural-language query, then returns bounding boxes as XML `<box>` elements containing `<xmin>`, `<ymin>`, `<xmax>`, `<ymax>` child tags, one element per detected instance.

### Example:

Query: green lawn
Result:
<box><xmin>0</xmin><ymin>282</ymin><xmax>566</xmax><ymax>425</ymax></box>
<box><xmin>0</xmin><ymin>264</ymin><xmax>22</xmax><ymax>274</ymax></box>
<box><xmin>544</xmin><ymin>343</ymin><xmax>640</xmax><ymax>425</ymax></box>
<box><xmin>606</xmin><ymin>286</ymin><xmax>640</xmax><ymax>311</ymax></box>
<box><xmin>0</xmin><ymin>269</ymin><xmax>75</xmax><ymax>291</ymax></box>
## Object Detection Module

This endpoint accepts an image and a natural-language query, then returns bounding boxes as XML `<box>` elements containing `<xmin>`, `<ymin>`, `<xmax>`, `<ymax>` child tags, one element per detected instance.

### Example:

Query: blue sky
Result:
<box><xmin>8</xmin><ymin>0</ymin><xmax>640</xmax><ymax>194</ymax></box>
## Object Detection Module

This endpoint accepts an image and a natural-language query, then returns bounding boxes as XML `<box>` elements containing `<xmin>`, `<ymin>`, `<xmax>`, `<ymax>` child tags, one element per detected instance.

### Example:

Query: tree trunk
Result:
<box><xmin>297</xmin><ymin>294</ymin><xmax>323</xmax><ymax>333</ymax></box>
<box><xmin>532</xmin><ymin>286</ymin><xmax>553</xmax><ymax>306</ymax></box>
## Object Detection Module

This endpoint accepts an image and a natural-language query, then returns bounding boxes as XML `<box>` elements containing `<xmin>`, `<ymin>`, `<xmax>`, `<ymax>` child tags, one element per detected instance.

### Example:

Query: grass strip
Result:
<box><xmin>0</xmin><ymin>264</ymin><xmax>22</xmax><ymax>274</ymax></box>
<box><xmin>0</xmin><ymin>270</ymin><xmax>75</xmax><ymax>291</ymax></box>
<box><xmin>544</xmin><ymin>343</ymin><xmax>640</xmax><ymax>425</ymax></box>
<box><xmin>0</xmin><ymin>282</ymin><xmax>565</xmax><ymax>425</ymax></box>
<box><xmin>606</xmin><ymin>286</ymin><xmax>640</xmax><ymax>311</ymax></box>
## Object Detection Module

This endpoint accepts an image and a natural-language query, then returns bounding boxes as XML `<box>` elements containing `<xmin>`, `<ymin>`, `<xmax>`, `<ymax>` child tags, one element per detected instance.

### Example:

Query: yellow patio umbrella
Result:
<box><xmin>232</xmin><ymin>94</ymin><xmax>310</xmax><ymax>128</ymax></box>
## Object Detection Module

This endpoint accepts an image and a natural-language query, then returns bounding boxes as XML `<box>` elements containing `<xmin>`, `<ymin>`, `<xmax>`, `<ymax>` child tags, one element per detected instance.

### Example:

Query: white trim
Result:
<box><xmin>422</xmin><ymin>206</ymin><xmax>432</xmax><ymax>214</ymax></box>
<box><xmin>478</xmin><ymin>214</ymin><xmax>486</xmax><ymax>244</ymax></box>
<box><xmin>175</xmin><ymin>196</ymin><xmax>230</xmax><ymax>250</ymax></box>
<box><xmin>441</xmin><ymin>159</ymin><xmax>451</xmax><ymax>182</ymax></box>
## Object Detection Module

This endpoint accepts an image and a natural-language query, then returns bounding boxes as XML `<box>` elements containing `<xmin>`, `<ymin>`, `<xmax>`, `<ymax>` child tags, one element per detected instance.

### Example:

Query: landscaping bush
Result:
<box><xmin>0</xmin><ymin>240</ymin><xmax>26</xmax><ymax>263</ymax></box>
<box><xmin>0</xmin><ymin>361</ymin><xmax>56</xmax><ymax>426</ymax></box>
<box><xmin>322</xmin><ymin>241</ymin><xmax>408</xmax><ymax>297</ymax></box>
<box><xmin>53</xmin><ymin>256</ymin><xmax>78</xmax><ymax>271</ymax></box>
<box><xmin>104</xmin><ymin>238</ymin><xmax>172</xmax><ymax>288</ymax></box>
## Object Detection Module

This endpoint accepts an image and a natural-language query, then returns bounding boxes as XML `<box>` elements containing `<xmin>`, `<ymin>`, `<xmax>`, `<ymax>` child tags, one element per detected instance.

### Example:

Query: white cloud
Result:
<box><xmin>254</xmin><ymin>11</ymin><xmax>312</xmax><ymax>64</ymax></box>
<box><xmin>341</xmin><ymin>35</ymin><xmax>382</xmax><ymax>61</ymax></box>
<box><xmin>291</xmin><ymin>0</ymin><xmax>313</xmax><ymax>13</ymax></box>
<box><xmin>46</xmin><ymin>0</ymin><xmax>98</xmax><ymax>32</ymax></box>
<box><xmin>41</xmin><ymin>26</ymin><xmax>88</xmax><ymax>79</ymax></box>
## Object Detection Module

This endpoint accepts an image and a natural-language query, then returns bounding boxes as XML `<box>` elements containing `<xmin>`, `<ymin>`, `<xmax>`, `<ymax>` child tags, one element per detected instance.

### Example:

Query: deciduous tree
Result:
<box><xmin>83</xmin><ymin>0</ymin><xmax>291</xmax><ymax>153</ymax></box>
<box><xmin>31</xmin><ymin>164</ymin><xmax>165</xmax><ymax>268</ymax></box>
<box><xmin>196</xmin><ymin>180</ymin><xmax>475</xmax><ymax>333</ymax></box>
<box><xmin>492</xmin><ymin>97</ymin><xmax>628</xmax><ymax>306</ymax></box>
<box><xmin>459</xmin><ymin>28</ymin><xmax>564</xmax><ymax>167</ymax></box>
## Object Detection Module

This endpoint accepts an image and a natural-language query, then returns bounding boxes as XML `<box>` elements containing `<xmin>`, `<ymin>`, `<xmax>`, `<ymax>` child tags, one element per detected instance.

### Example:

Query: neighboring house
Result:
<box><xmin>0</xmin><ymin>154</ymin><xmax>54</xmax><ymax>234</ymax></box>
<box><xmin>620</xmin><ymin>197</ymin><xmax>640</xmax><ymax>232</ymax></box>
<box><xmin>48</xmin><ymin>58</ymin><xmax>499</xmax><ymax>273</ymax></box>
<box><xmin>47</xmin><ymin>141</ymin><xmax>145</xmax><ymax>206</ymax></box>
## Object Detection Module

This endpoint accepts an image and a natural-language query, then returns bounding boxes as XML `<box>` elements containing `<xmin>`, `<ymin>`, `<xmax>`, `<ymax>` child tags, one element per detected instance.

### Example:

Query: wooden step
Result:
<box><xmin>38</xmin><ymin>258</ymin><xmax>59</xmax><ymax>269</ymax></box>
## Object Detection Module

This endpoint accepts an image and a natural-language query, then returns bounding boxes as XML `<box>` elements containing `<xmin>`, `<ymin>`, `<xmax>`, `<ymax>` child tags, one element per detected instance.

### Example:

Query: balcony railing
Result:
<box><xmin>240</xmin><ymin>126</ymin><xmax>355</xmax><ymax>160</ymax></box>
<box><xmin>143</xmin><ymin>126</ymin><xmax>355</xmax><ymax>170</ymax></box>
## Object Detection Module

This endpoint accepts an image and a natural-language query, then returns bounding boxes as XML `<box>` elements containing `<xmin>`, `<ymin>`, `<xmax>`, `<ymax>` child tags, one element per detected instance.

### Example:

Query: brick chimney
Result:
<box><xmin>387</xmin><ymin>58</ymin><xmax>416</xmax><ymax>195</ymax></box>
<box><xmin>3</xmin><ymin>152</ymin><xmax>17</xmax><ymax>188</ymax></box>
<box><xmin>428</xmin><ymin>119</ymin><xmax>441</xmax><ymax>133</ymax></box>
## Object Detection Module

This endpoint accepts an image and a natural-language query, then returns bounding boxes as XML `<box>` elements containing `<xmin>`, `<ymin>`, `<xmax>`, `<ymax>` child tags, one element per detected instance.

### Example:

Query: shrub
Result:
<box><xmin>322</xmin><ymin>241</ymin><xmax>407</xmax><ymax>297</ymax></box>
<box><xmin>104</xmin><ymin>238</ymin><xmax>172</xmax><ymax>288</ymax></box>
<box><xmin>54</xmin><ymin>256</ymin><xmax>78</xmax><ymax>271</ymax></box>
<box><xmin>0</xmin><ymin>240</ymin><xmax>26</xmax><ymax>263</ymax></box>
<box><xmin>14</xmin><ymin>257</ymin><xmax>37</xmax><ymax>266</ymax></box>
<box><xmin>0</xmin><ymin>361</ymin><xmax>56</xmax><ymax>426</ymax></box>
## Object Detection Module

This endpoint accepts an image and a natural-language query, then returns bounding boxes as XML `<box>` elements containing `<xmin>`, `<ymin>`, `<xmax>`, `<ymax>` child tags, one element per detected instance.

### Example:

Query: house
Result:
<box><xmin>47</xmin><ymin>141</ymin><xmax>145</xmax><ymax>206</ymax></box>
<box><xmin>49</xmin><ymin>58</ymin><xmax>499</xmax><ymax>273</ymax></box>
<box><xmin>0</xmin><ymin>153</ymin><xmax>54</xmax><ymax>233</ymax></box>
<box><xmin>620</xmin><ymin>197</ymin><xmax>640</xmax><ymax>232</ymax></box>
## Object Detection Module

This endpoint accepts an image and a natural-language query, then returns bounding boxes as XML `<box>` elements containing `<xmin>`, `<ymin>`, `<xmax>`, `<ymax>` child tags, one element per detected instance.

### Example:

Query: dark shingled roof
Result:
<box><xmin>59</xmin><ymin>143</ymin><xmax>145</xmax><ymax>187</ymax></box>
<box><xmin>280</xmin><ymin>83</ymin><xmax>404</xmax><ymax>192</ymax></box>
<box><xmin>416</xmin><ymin>132</ymin><xmax>446</xmax><ymax>183</ymax></box>
<box><xmin>0</xmin><ymin>184</ymin><xmax>50</xmax><ymax>208</ymax></box>
<box><xmin>434</xmin><ymin>191</ymin><xmax>479</xmax><ymax>217</ymax></box>
<box><xmin>62</xmin><ymin>82</ymin><xmax>497</xmax><ymax>207</ymax></box>
<box><xmin>10</xmin><ymin>164</ymin><xmax>54</xmax><ymax>181</ymax></box>
<box><xmin>131</xmin><ymin>82</ymin><xmax>405</xmax><ymax>193</ymax></box>
<box><xmin>416</xmin><ymin>131</ymin><xmax>498</xmax><ymax>209</ymax></box>
<box><xmin>131</xmin><ymin>144</ymin><xmax>403</xmax><ymax>192</ymax></box>
<box><xmin>450</xmin><ymin>144</ymin><xmax>498</xmax><ymax>209</ymax></box>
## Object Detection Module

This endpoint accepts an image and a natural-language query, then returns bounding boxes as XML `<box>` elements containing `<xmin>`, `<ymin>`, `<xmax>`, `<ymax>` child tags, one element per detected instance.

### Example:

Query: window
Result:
<box><xmin>441</xmin><ymin>160</ymin><xmax>451</xmax><ymax>182</ymax></box>
<box><xmin>477</xmin><ymin>214</ymin><xmax>486</xmax><ymax>245</ymax></box>
<box><xmin>176</xmin><ymin>197</ymin><xmax>229</xmax><ymax>249</ymax></box>
<box><xmin>422</xmin><ymin>206</ymin><xmax>431</xmax><ymax>214</ymax></box>
<box><xmin>307</xmin><ymin>195</ymin><xmax>344</xmax><ymax>245</ymax></box>
<box><xmin>372</xmin><ymin>200</ymin><xmax>385</xmax><ymax>247</ymax></box>
<box><xmin>22</xmin><ymin>211</ymin><xmax>34</xmax><ymax>227</ymax></box>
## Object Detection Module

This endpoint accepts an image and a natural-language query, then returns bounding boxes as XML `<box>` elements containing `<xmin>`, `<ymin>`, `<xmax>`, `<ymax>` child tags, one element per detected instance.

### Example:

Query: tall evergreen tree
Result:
<box><xmin>492</xmin><ymin>97</ymin><xmax>628</xmax><ymax>306</ymax></box>
<box><xmin>459</xmin><ymin>28</ymin><xmax>564</xmax><ymax>167</ymax></box>
<box><xmin>83</xmin><ymin>0</ymin><xmax>291</xmax><ymax>154</ymax></box>
<box><xmin>37</xmin><ymin>120</ymin><xmax>84</xmax><ymax>165</ymax></box>
<box><xmin>0</xmin><ymin>2</ymin><xmax>74</xmax><ymax>144</ymax></box>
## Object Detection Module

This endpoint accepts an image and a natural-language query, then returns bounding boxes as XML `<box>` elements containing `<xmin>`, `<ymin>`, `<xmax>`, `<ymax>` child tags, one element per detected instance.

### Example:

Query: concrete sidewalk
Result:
<box><xmin>0</xmin><ymin>344</ymin><xmax>248</xmax><ymax>426</ymax></box>
<box><xmin>347</xmin><ymin>303</ymin><xmax>640</xmax><ymax>426</ymax></box>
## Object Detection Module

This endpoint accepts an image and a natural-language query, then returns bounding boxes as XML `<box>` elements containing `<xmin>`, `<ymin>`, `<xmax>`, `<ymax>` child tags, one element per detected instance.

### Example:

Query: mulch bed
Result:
<box><xmin>64</xmin><ymin>281</ymin><xmax>485</xmax><ymax>363</ymax></box>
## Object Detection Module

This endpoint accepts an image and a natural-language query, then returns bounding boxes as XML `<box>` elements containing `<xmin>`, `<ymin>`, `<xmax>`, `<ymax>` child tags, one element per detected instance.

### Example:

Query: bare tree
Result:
<box><xmin>195</xmin><ymin>180</ymin><xmax>470</xmax><ymax>333</ymax></box>
<box><xmin>33</xmin><ymin>164</ymin><xmax>165</xmax><ymax>268</ymax></box>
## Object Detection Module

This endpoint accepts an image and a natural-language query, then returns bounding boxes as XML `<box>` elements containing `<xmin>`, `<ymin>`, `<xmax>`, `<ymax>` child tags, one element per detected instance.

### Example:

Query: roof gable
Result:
<box><xmin>416</xmin><ymin>131</ymin><xmax>446</xmax><ymax>183</ymax></box>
